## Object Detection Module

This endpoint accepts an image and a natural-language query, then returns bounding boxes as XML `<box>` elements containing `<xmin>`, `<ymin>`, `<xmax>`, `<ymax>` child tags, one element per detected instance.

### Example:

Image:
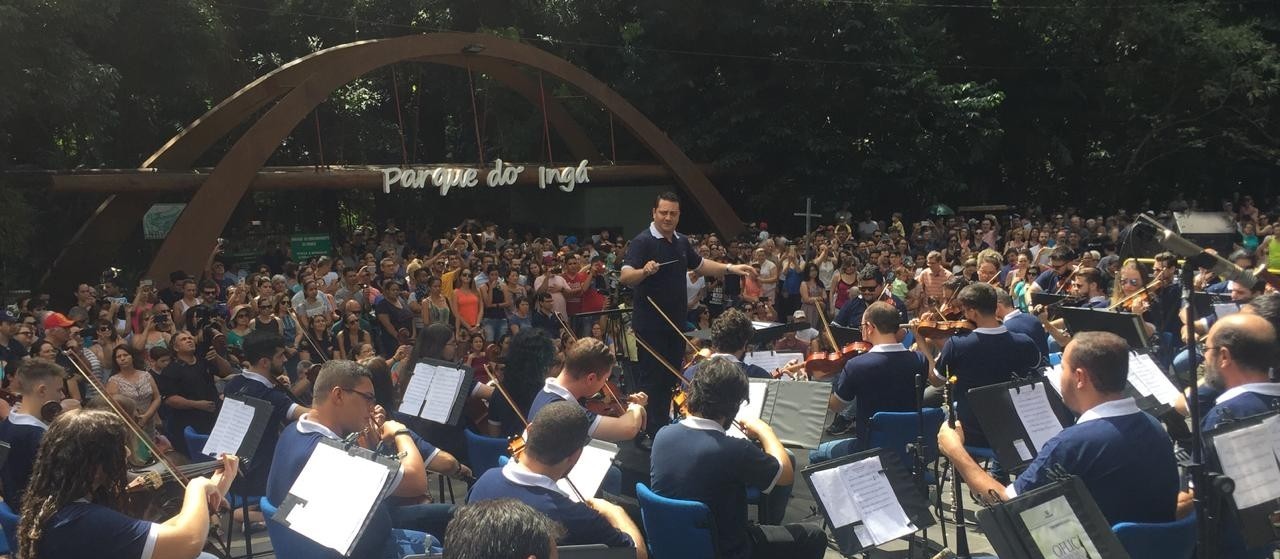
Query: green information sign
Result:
<box><xmin>290</xmin><ymin>234</ymin><xmax>332</xmax><ymax>261</ymax></box>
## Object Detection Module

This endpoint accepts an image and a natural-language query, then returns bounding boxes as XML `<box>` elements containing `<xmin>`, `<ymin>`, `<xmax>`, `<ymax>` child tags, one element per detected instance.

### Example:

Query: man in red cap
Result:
<box><xmin>37</xmin><ymin>312</ymin><xmax>84</xmax><ymax>401</ymax></box>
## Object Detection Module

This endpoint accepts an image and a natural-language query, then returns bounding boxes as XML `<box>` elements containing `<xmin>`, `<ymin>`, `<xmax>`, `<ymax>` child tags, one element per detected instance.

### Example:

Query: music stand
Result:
<box><xmin>800</xmin><ymin>448</ymin><xmax>935</xmax><ymax>555</ymax></box>
<box><xmin>829</xmin><ymin>324</ymin><xmax>861</xmax><ymax>345</ymax></box>
<box><xmin>1203</xmin><ymin>410</ymin><xmax>1280</xmax><ymax>550</ymax></box>
<box><xmin>966</xmin><ymin>378</ymin><xmax>1075</xmax><ymax>473</ymax></box>
<box><xmin>1190</xmin><ymin>291</ymin><xmax>1232</xmax><ymax>319</ymax></box>
<box><xmin>977</xmin><ymin>476</ymin><xmax>1132</xmax><ymax>559</ymax></box>
<box><xmin>1057</xmin><ymin>307</ymin><xmax>1150</xmax><ymax>349</ymax></box>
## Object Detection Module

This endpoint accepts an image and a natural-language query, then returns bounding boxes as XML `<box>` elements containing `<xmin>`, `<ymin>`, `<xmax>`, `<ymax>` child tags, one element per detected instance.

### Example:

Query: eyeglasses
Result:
<box><xmin>858</xmin><ymin>285</ymin><xmax>879</xmax><ymax>292</ymax></box>
<box><xmin>97</xmin><ymin>325</ymin><xmax>112</xmax><ymax>331</ymax></box>
<box><xmin>1122</xmin><ymin>278</ymin><xmax>1142</xmax><ymax>286</ymax></box>
<box><xmin>340</xmin><ymin>387</ymin><xmax>377</xmax><ymax>405</ymax></box>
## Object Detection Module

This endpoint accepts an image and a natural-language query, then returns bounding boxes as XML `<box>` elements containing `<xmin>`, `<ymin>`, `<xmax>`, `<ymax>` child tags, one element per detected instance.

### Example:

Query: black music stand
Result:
<box><xmin>977</xmin><ymin>476</ymin><xmax>1131</xmax><ymax>559</ymax></box>
<box><xmin>1203</xmin><ymin>410</ymin><xmax>1280</xmax><ymax>551</ymax></box>
<box><xmin>967</xmin><ymin>378</ymin><xmax>1075</xmax><ymax>473</ymax></box>
<box><xmin>801</xmin><ymin>448</ymin><xmax>935</xmax><ymax>556</ymax></box>
<box><xmin>1057</xmin><ymin>307</ymin><xmax>1150</xmax><ymax>349</ymax></box>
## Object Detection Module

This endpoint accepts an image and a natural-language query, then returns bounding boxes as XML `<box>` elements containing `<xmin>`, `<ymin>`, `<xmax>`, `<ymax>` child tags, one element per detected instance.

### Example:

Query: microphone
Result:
<box><xmin>1137</xmin><ymin>215</ymin><xmax>1258</xmax><ymax>288</ymax></box>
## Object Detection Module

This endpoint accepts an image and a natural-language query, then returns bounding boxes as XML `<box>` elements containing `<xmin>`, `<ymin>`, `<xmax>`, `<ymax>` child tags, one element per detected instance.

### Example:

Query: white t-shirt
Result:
<box><xmin>686</xmin><ymin>275</ymin><xmax>706</xmax><ymax>306</ymax></box>
<box><xmin>759</xmin><ymin>260</ymin><xmax>778</xmax><ymax>298</ymax></box>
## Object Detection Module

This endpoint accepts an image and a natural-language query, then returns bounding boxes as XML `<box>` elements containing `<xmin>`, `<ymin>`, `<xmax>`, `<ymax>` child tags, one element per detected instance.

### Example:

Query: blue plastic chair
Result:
<box><xmin>464</xmin><ymin>429</ymin><xmax>510</xmax><ymax>478</ymax></box>
<box><xmin>1048</xmin><ymin>352</ymin><xmax>1063</xmax><ymax>366</ymax></box>
<box><xmin>182</xmin><ymin>426</ymin><xmax>214</xmax><ymax>463</ymax></box>
<box><xmin>0</xmin><ymin>500</ymin><xmax>19</xmax><ymax>553</ymax></box>
<box><xmin>1112</xmin><ymin>512</ymin><xmax>1197</xmax><ymax>559</ymax></box>
<box><xmin>497</xmin><ymin>455</ymin><xmax>510</xmax><ymax>468</ymax></box>
<box><xmin>261</xmin><ymin>496</ymin><xmax>328</xmax><ymax>559</ymax></box>
<box><xmin>868</xmin><ymin>409</ymin><xmax>946</xmax><ymax>481</ymax></box>
<box><xmin>635</xmin><ymin>483</ymin><xmax>717</xmax><ymax>559</ymax></box>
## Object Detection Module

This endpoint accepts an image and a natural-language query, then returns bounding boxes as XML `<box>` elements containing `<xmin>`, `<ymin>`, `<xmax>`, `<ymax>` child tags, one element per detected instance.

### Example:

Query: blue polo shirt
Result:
<box><xmin>527</xmin><ymin>378</ymin><xmax>601</xmax><ymax>438</ymax></box>
<box><xmin>832</xmin><ymin>343</ymin><xmax>924</xmax><ymax>447</ymax></box>
<box><xmin>1002</xmin><ymin>310</ymin><xmax>1050</xmax><ymax>360</ymax></box>
<box><xmin>650</xmin><ymin>417</ymin><xmax>783</xmax><ymax>559</ymax></box>
<box><xmin>936</xmin><ymin>325</ymin><xmax>1041</xmax><ymax>445</ymax></box>
<box><xmin>682</xmin><ymin>353</ymin><xmax>773</xmax><ymax>383</ymax></box>
<box><xmin>833</xmin><ymin>294</ymin><xmax>909</xmax><ymax>330</ymax></box>
<box><xmin>1079</xmin><ymin>296</ymin><xmax>1109</xmax><ymax>309</ymax></box>
<box><xmin>37</xmin><ymin>500</ymin><xmax>157</xmax><ymax>559</ymax></box>
<box><xmin>223</xmin><ymin>370</ymin><xmax>302</xmax><ymax>495</ymax></box>
<box><xmin>1034</xmin><ymin>269</ymin><xmax>1062</xmax><ymax>293</ymax></box>
<box><xmin>1010</xmin><ymin>398</ymin><xmax>1177</xmax><ymax>525</ymax></box>
<box><xmin>467</xmin><ymin>461</ymin><xmax>633</xmax><ymax>548</ymax></box>
<box><xmin>1202</xmin><ymin>382</ymin><xmax>1280</xmax><ymax>559</ymax></box>
<box><xmin>623</xmin><ymin>223</ymin><xmax>703</xmax><ymax>334</ymax></box>
<box><xmin>0</xmin><ymin>411</ymin><xmax>47</xmax><ymax>510</ymax></box>
<box><xmin>266</xmin><ymin>414</ymin><xmax>404</xmax><ymax>559</ymax></box>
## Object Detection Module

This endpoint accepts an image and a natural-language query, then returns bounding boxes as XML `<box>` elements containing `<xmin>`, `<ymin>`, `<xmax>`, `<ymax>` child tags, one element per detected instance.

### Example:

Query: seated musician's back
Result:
<box><xmin>650</xmin><ymin>357</ymin><xmax>826</xmax><ymax>559</ymax></box>
<box><xmin>222</xmin><ymin>331</ymin><xmax>309</xmax><ymax>495</ymax></box>
<box><xmin>468</xmin><ymin>401</ymin><xmax>646</xmax><ymax>556</ymax></box>
<box><xmin>0</xmin><ymin>358</ymin><xmax>64</xmax><ymax>510</ymax></box>
<box><xmin>526</xmin><ymin>337</ymin><xmax>647</xmax><ymax>443</ymax></box>
<box><xmin>681</xmin><ymin>309</ymin><xmax>773</xmax><ymax>383</ymax></box>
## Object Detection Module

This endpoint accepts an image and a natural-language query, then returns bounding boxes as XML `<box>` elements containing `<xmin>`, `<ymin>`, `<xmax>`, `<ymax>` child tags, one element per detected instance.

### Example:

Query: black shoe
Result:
<box><xmin>826</xmin><ymin>416</ymin><xmax>853</xmax><ymax>435</ymax></box>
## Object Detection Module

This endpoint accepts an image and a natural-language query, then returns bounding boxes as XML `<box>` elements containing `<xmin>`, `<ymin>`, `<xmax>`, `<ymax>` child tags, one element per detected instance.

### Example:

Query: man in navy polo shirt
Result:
<box><xmin>620</xmin><ymin>191</ymin><xmax>757</xmax><ymax>435</ymax></box>
<box><xmin>996</xmin><ymin>288</ymin><xmax>1050</xmax><ymax>361</ymax></box>
<box><xmin>651</xmin><ymin>357</ymin><xmax>826</xmax><ymax>559</ymax></box>
<box><xmin>527</xmin><ymin>337</ymin><xmax>648</xmax><ymax>443</ymax></box>
<box><xmin>938</xmin><ymin>331</ymin><xmax>1178</xmax><ymax>525</ymax></box>
<box><xmin>1196</xmin><ymin>311</ymin><xmax>1280</xmax><ymax>558</ymax></box>
<box><xmin>810</xmin><ymin>302</ymin><xmax>925</xmax><ymax>464</ymax></box>
<box><xmin>833</xmin><ymin>265</ymin><xmax>908</xmax><ymax>332</ymax></box>
<box><xmin>467</xmin><ymin>401</ymin><xmax>646</xmax><ymax>557</ymax></box>
<box><xmin>919</xmin><ymin>282</ymin><xmax>1041</xmax><ymax>447</ymax></box>
<box><xmin>0</xmin><ymin>358</ymin><xmax>64</xmax><ymax>510</ymax></box>
<box><xmin>266</xmin><ymin>360</ymin><xmax>438</xmax><ymax>559</ymax></box>
<box><xmin>223</xmin><ymin>331</ymin><xmax>309</xmax><ymax>496</ymax></box>
<box><xmin>681</xmin><ymin>308</ymin><xmax>773</xmax><ymax>383</ymax></box>
<box><xmin>1069</xmin><ymin>267</ymin><xmax>1109</xmax><ymax>309</ymax></box>
<box><xmin>1027</xmin><ymin>246</ymin><xmax>1076</xmax><ymax>297</ymax></box>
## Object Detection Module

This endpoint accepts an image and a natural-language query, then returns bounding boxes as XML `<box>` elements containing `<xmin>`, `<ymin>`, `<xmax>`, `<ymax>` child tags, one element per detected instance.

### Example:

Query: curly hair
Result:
<box><xmin>688</xmin><ymin>356</ymin><xmax>749</xmax><ymax>426</ymax></box>
<box><xmin>502</xmin><ymin>329</ymin><xmax>557</xmax><ymax>414</ymax></box>
<box><xmin>19</xmin><ymin>409</ymin><xmax>131</xmax><ymax>559</ymax></box>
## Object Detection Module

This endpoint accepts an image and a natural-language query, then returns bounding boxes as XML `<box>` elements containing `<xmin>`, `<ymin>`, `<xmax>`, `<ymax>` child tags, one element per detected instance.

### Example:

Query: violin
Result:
<box><xmin>1108</xmin><ymin>277</ymin><xmax>1165</xmax><ymax>313</ymax></box>
<box><xmin>584</xmin><ymin>379</ymin><xmax>628</xmax><ymax>418</ymax></box>
<box><xmin>913</xmin><ymin>318</ymin><xmax>976</xmax><ymax>339</ymax></box>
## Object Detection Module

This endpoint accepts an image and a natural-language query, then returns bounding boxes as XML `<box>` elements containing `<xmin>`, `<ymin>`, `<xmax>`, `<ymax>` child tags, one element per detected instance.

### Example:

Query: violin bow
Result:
<box><xmin>63</xmin><ymin>350</ymin><xmax>193</xmax><ymax>488</ymax></box>
<box><xmin>644</xmin><ymin>296</ymin><xmax>701</xmax><ymax>354</ymax></box>
<box><xmin>487</xmin><ymin>364</ymin><xmax>592</xmax><ymax>501</ymax></box>
<box><xmin>633</xmin><ymin>335</ymin><xmax>747</xmax><ymax>433</ymax></box>
<box><xmin>813</xmin><ymin>303</ymin><xmax>841</xmax><ymax>353</ymax></box>
<box><xmin>553</xmin><ymin>312</ymin><xmax>579</xmax><ymax>342</ymax></box>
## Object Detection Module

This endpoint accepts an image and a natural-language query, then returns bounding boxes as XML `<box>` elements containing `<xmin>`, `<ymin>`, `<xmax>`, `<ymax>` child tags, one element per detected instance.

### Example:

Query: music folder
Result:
<box><xmin>829</xmin><ymin>324</ymin><xmax>861</xmax><ymax>345</ymax></box>
<box><xmin>275</xmin><ymin>437</ymin><xmax>400</xmax><ymax>555</ymax></box>
<box><xmin>201</xmin><ymin>394</ymin><xmax>273</xmax><ymax>466</ymax></box>
<box><xmin>801</xmin><ymin>448</ymin><xmax>934</xmax><ymax>554</ymax></box>
<box><xmin>977</xmin><ymin>476</ymin><xmax>1131</xmax><ymax>559</ymax></box>
<box><xmin>1057</xmin><ymin>307</ymin><xmax>1151</xmax><ymax>349</ymax></box>
<box><xmin>967</xmin><ymin>377</ymin><xmax>1075</xmax><ymax>472</ymax></box>
<box><xmin>1203</xmin><ymin>410</ymin><xmax>1280</xmax><ymax>549</ymax></box>
<box><xmin>1042</xmin><ymin>351</ymin><xmax>1182</xmax><ymax>418</ymax></box>
<box><xmin>727</xmin><ymin>379</ymin><xmax>829</xmax><ymax>449</ymax></box>
<box><xmin>398</xmin><ymin>358</ymin><xmax>471</xmax><ymax>425</ymax></box>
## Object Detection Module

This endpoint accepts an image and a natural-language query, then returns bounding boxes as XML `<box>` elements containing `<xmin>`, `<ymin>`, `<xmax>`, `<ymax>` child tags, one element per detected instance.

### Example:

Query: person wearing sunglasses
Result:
<box><xmin>0</xmin><ymin>311</ymin><xmax>23</xmax><ymax>379</ymax></box>
<box><xmin>832</xmin><ymin>265</ymin><xmax>908</xmax><ymax>333</ymax></box>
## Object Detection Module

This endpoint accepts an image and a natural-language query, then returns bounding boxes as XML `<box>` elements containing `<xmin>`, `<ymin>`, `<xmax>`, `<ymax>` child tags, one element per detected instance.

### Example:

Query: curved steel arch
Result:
<box><xmin>44</xmin><ymin>33</ymin><xmax>742</xmax><ymax>292</ymax></box>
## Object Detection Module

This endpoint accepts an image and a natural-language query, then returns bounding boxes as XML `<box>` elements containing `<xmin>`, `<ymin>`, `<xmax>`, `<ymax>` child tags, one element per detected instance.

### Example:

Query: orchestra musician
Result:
<box><xmin>468</xmin><ymin>401</ymin><xmax>647</xmax><ymax>557</ymax></box>
<box><xmin>809</xmin><ymin>302</ymin><xmax>925</xmax><ymax>464</ymax></box>
<box><xmin>18</xmin><ymin>409</ymin><xmax>238</xmax><ymax>559</ymax></box>
<box><xmin>917</xmin><ymin>282</ymin><xmax>1041</xmax><ymax>449</ymax></box>
<box><xmin>650</xmin><ymin>356</ymin><xmax>827</xmax><ymax>559</ymax></box>
<box><xmin>938</xmin><ymin>331</ymin><xmax>1178</xmax><ymax>525</ymax></box>
<box><xmin>0</xmin><ymin>359</ymin><xmax>69</xmax><ymax>511</ymax></box>
<box><xmin>1026</xmin><ymin>246</ymin><xmax>1077</xmax><ymax>303</ymax></box>
<box><xmin>442</xmin><ymin>499</ymin><xmax>562</xmax><ymax>559</ymax></box>
<box><xmin>833</xmin><ymin>265</ymin><xmax>908</xmax><ymax>332</ymax></box>
<box><xmin>481</xmin><ymin>329</ymin><xmax>556</xmax><ymax>438</ymax></box>
<box><xmin>995</xmin><ymin>288</ymin><xmax>1049</xmax><ymax>362</ymax></box>
<box><xmin>619</xmin><ymin>192</ymin><xmax>757</xmax><ymax>437</ymax></box>
<box><xmin>266</xmin><ymin>360</ymin><xmax>445</xmax><ymax>558</ymax></box>
<box><xmin>976</xmin><ymin>253</ymin><xmax>1003</xmax><ymax>286</ymax></box>
<box><xmin>221</xmin><ymin>331</ymin><xmax>310</xmax><ymax>496</ymax></box>
<box><xmin>528</xmin><ymin>337</ymin><xmax>648</xmax><ymax>444</ymax></box>
<box><xmin>1109</xmin><ymin>260</ymin><xmax>1160</xmax><ymax>338</ymax></box>
<box><xmin>1035</xmin><ymin>266</ymin><xmax>1109</xmax><ymax>350</ymax></box>
<box><xmin>681</xmin><ymin>308</ymin><xmax>773</xmax><ymax>382</ymax></box>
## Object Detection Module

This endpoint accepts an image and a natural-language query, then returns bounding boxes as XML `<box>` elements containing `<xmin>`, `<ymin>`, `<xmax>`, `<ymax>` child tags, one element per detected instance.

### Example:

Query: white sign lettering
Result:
<box><xmin>381</xmin><ymin>159</ymin><xmax>589</xmax><ymax>195</ymax></box>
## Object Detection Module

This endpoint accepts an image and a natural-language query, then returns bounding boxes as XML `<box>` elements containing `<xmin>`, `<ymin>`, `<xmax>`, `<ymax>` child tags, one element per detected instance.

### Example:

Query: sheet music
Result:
<box><xmin>557</xmin><ymin>440</ymin><xmax>619</xmax><ymax>502</ymax></box>
<box><xmin>728</xmin><ymin>382</ymin><xmax>769</xmax><ymax>440</ymax></box>
<box><xmin>1019</xmin><ymin>495</ymin><xmax>1102</xmax><ymax>559</ymax></box>
<box><xmin>1044</xmin><ymin>365</ymin><xmax>1063</xmax><ymax>395</ymax></box>
<box><xmin>203</xmin><ymin>397</ymin><xmax>255</xmax><ymax>458</ymax></box>
<box><xmin>399</xmin><ymin>363</ymin><xmax>465</xmax><ymax>423</ymax></box>
<box><xmin>744</xmin><ymin>351</ymin><xmax>803</xmax><ymax>374</ymax></box>
<box><xmin>1009</xmin><ymin>385</ymin><xmax>1063</xmax><ymax>452</ymax></box>
<box><xmin>1127</xmin><ymin>353</ymin><xmax>1180</xmax><ymax>406</ymax></box>
<box><xmin>1212</xmin><ymin>417</ymin><xmax>1280</xmax><ymax>509</ymax></box>
<box><xmin>751</xmin><ymin>320</ymin><xmax>781</xmax><ymax>330</ymax></box>
<box><xmin>1013</xmin><ymin>439</ymin><xmax>1033</xmax><ymax>462</ymax></box>
<box><xmin>809</xmin><ymin>464</ymin><xmax>861</xmax><ymax>529</ymax></box>
<box><xmin>843</xmin><ymin>456</ymin><xmax>915</xmax><ymax>545</ymax></box>
<box><xmin>284</xmin><ymin>442</ymin><xmax>394</xmax><ymax>553</ymax></box>
<box><xmin>398</xmin><ymin>366</ymin><xmax>432</xmax><ymax>417</ymax></box>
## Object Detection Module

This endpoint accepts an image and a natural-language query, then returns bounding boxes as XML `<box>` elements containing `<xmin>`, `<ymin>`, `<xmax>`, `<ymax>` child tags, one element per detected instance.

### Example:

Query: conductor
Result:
<box><xmin>620</xmin><ymin>192</ymin><xmax>756</xmax><ymax>436</ymax></box>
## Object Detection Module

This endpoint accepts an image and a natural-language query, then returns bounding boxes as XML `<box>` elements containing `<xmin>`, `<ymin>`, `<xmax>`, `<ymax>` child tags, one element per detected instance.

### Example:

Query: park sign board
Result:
<box><xmin>290</xmin><ymin>234</ymin><xmax>332</xmax><ymax>261</ymax></box>
<box><xmin>381</xmin><ymin>158</ymin><xmax>590</xmax><ymax>196</ymax></box>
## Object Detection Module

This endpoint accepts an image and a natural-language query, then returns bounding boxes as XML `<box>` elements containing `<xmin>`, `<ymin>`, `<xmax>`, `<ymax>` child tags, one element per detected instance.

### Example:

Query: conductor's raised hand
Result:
<box><xmin>728</xmin><ymin>263</ymin><xmax>758</xmax><ymax>278</ymax></box>
<box><xmin>642</xmin><ymin>260</ymin><xmax>660</xmax><ymax>276</ymax></box>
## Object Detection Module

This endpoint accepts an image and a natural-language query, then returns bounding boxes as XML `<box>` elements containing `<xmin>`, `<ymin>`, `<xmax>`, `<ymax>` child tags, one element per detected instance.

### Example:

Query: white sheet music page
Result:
<box><xmin>1020</xmin><ymin>495</ymin><xmax>1102</xmax><ymax>559</ymax></box>
<box><xmin>1044</xmin><ymin>365</ymin><xmax>1063</xmax><ymax>395</ymax></box>
<box><xmin>1213</xmin><ymin>418</ymin><xmax>1280</xmax><ymax>509</ymax></box>
<box><xmin>284</xmin><ymin>442</ymin><xmax>394</xmax><ymax>553</ymax></box>
<box><xmin>727</xmin><ymin>382</ymin><xmax>770</xmax><ymax>439</ymax></box>
<box><xmin>557</xmin><ymin>440</ymin><xmax>619</xmax><ymax>502</ymax></box>
<box><xmin>809</xmin><ymin>464</ymin><xmax>861</xmax><ymax>529</ymax></box>
<box><xmin>203</xmin><ymin>397</ymin><xmax>255</xmax><ymax>458</ymax></box>
<box><xmin>398</xmin><ymin>364</ymin><xmax>433</xmax><ymax>417</ymax></box>
<box><xmin>843</xmin><ymin>456</ymin><xmax>915</xmax><ymax>545</ymax></box>
<box><xmin>744</xmin><ymin>352</ymin><xmax>803</xmax><ymax>374</ymax></box>
<box><xmin>419</xmin><ymin>365</ymin><xmax>465</xmax><ymax>424</ymax></box>
<box><xmin>1009</xmin><ymin>385</ymin><xmax>1063</xmax><ymax>453</ymax></box>
<box><xmin>1127</xmin><ymin>353</ymin><xmax>1180</xmax><ymax>406</ymax></box>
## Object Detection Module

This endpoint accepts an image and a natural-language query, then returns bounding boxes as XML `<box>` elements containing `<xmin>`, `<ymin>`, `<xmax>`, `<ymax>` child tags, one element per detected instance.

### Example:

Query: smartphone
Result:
<box><xmin>140</xmin><ymin>279</ymin><xmax>154</xmax><ymax>288</ymax></box>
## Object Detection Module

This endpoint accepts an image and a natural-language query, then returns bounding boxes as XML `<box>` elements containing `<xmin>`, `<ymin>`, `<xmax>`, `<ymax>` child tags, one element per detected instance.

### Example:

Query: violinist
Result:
<box><xmin>1109</xmin><ymin>261</ymin><xmax>1159</xmax><ymax>338</ymax></box>
<box><xmin>1070</xmin><ymin>267</ymin><xmax>1109</xmax><ymax>308</ymax></box>
<box><xmin>481</xmin><ymin>329</ymin><xmax>556</xmax><ymax>438</ymax></box>
<box><xmin>18</xmin><ymin>409</ymin><xmax>238</xmax><ymax>559</ymax></box>
<box><xmin>917</xmin><ymin>283</ymin><xmax>1041</xmax><ymax>448</ymax></box>
<box><xmin>833</xmin><ymin>265</ymin><xmax>908</xmax><ymax>333</ymax></box>
<box><xmin>468</xmin><ymin>402</ymin><xmax>646</xmax><ymax>557</ymax></box>
<box><xmin>0</xmin><ymin>359</ymin><xmax>66</xmax><ymax>510</ymax></box>
<box><xmin>221</xmin><ymin>331</ymin><xmax>310</xmax><ymax>496</ymax></box>
<box><xmin>681</xmin><ymin>309</ymin><xmax>773</xmax><ymax>382</ymax></box>
<box><xmin>266</xmin><ymin>360</ymin><xmax>442</xmax><ymax>558</ymax></box>
<box><xmin>1026</xmin><ymin>246</ymin><xmax>1077</xmax><ymax>299</ymax></box>
<box><xmin>650</xmin><ymin>357</ymin><xmax>827</xmax><ymax>559</ymax></box>
<box><xmin>810</xmin><ymin>303</ymin><xmax>925</xmax><ymax>465</ymax></box>
<box><xmin>996</xmin><ymin>289</ymin><xmax>1050</xmax><ymax>361</ymax></box>
<box><xmin>976</xmin><ymin>253</ymin><xmax>1003</xmax><ymax>286</ymax></box>
<box><xmin>528</xmin><ymin>337</ymin><xmax>648</xmax><ymax>445</ymax></box>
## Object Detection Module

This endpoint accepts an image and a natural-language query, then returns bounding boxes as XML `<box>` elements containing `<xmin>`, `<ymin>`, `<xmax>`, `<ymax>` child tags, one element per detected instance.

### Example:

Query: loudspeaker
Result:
<box><xmin>1172</xmin><ymin>211</ymin><xmax>1237</xmax><ymax>255</ymax></box>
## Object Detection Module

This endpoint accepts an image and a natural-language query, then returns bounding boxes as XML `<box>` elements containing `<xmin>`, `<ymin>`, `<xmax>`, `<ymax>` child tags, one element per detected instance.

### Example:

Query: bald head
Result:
<box><xmin>1207</xmin><ymin>313</ymin><xmax>1277</xmax><ymax>381</ymax></box>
